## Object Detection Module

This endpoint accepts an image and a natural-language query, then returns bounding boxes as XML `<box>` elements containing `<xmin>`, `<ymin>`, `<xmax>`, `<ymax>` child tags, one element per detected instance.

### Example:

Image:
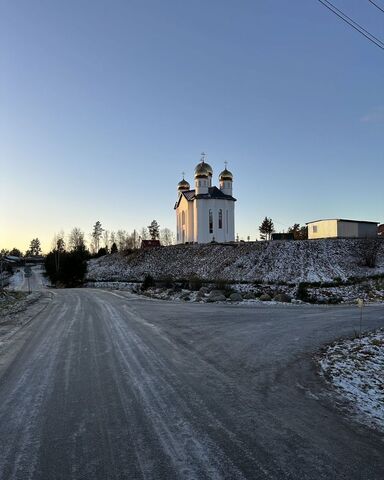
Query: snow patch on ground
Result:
<box><xmin>86</xmin><ymin>240</ymin><xmax>384</xmax><ymax>303</ymax></box>
<box><xmin>319</xmin><ymin>330</ymin><xmax>384</xmax><ymax>432</ymax></box>
<box><xmin>0</xmin><ymin>291</ymin><xmax>45</xmax><ymax>350</ymax></box>
<box><xmin>87</xmin><ymin>239</ymin><xmax>384</xmax><ymax>284</ymax></box>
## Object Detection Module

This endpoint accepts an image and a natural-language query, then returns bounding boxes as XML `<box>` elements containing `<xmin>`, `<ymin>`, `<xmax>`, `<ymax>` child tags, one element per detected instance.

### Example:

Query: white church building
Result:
<box><xmin>174</xmin><ymin>155</ymin><xmax>236</xmax><ymax>244</ymax></box>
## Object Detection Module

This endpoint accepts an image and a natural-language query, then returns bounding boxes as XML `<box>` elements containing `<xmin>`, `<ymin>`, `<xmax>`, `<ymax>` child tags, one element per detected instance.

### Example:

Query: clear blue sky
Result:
<box><xmin>1</xmin><ymin>0</ymin><xmax>383</xmax><ymax>252</ymax></box>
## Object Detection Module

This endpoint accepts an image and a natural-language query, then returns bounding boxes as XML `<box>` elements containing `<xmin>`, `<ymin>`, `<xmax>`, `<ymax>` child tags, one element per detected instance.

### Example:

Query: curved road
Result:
<box><xmin>0</xmin><ymin>289</ymin><xmax>383</xmax><ymax>479</ymax></box>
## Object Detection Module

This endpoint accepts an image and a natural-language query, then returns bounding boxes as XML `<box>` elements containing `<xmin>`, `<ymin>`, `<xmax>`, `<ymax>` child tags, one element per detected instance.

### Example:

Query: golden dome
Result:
<box><xmin>194</xmin><ymin>161</ymin><xmax>213</xmax><ymax>178</ymax></box>
<box><xmin>177</xmin><ymin>178</ymin><xmax>190</xmax><ymax>191</ymax></box>
<box><xmin>219</xmin><ymin>168</ymin><xmax>233</xmax><ymax>181</ymax></box>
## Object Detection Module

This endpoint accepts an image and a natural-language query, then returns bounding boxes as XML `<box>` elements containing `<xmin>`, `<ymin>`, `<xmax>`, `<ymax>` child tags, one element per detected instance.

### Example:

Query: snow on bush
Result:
<box><xmin>319</xmin><ymin>330</ymin><xmax>384</xmax><ymax>432</ymax></box>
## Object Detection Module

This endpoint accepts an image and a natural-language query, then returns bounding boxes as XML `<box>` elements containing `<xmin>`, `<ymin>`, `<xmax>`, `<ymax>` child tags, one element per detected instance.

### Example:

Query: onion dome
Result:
<box><xmin>194</xmin><ymin>160</ymin><xmax>213</xmax><ymax>178</ymax></box>
<box><xmin>177</xmin><ymin>178</ymin><xmax>190</xmax><ymax>191</ymax></box>
<box><xmin>219</xmin><ymin>167</ymin><xmax>233</xmax><ymax>181</ymax></box>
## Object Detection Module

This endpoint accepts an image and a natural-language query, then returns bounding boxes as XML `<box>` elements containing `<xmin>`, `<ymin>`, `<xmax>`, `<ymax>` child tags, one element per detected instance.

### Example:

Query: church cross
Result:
<box><xmin>182</xmin><ymin>171</ymin><xmax>185</xmax><ymax>179</ymax></box>
<box><xmin>201</xmin><ymin>152</ymin><xmax>206</xmax><ymax>163</ymax></box>
<box><xmin>224</xmin><ymin>161</ymin><xmax>228</xmax><ymax>169</ymax></box>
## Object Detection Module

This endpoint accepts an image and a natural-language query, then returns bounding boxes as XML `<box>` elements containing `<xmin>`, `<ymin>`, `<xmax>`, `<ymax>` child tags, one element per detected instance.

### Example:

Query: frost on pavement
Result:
<box><xmin>319</xmin><ymin>329</ymin><xmax>384</xmax><ymax>432</ymax></box>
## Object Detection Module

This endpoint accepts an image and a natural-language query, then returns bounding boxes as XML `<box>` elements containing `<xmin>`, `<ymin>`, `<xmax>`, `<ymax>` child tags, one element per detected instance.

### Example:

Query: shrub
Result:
<box><xmin>141</xmin><ymin>274</ymin><xmax>155</xmax><ymax>291</ymax></box>
<box><xmin>296</xmin><ymin>282</ymin><xmax>310</xmax><ymax>302</ymax></box>
<box><xmin>214</xmin><ymin>279</ymin><xmax>232</xmax><ymax>293</ymax></box>
<box><xmin>188</xmin><ymin>275</ymin><xmax>203</xmax><ymax>291</ymax></box>
<box><xmin>159</xmin><ymin>276</ymin><xmax>174</xmax><ymax>288</ymax></box>
<box><xmin>360</xmin><ymin>238</ymin><xmax>381</xmax><ymax>268</ymax></box>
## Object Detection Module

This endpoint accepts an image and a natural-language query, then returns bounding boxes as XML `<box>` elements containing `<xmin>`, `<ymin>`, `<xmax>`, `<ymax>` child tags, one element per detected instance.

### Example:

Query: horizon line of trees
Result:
<box><xmin>1</xmin><ymin>221</ymin><xmax>175</xmax><ymax>258</ymax></box>
<box><xmin>2</xmin><ymin>218</ymin><xmax>313</xmax><ymax>258</ymax></box>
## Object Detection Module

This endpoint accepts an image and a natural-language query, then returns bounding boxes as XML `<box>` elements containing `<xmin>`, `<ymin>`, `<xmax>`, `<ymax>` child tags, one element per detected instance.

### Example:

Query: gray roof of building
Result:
<box><xmin>174</xmin><ymin>187</ymin><xmax>236</xmax><ymax>209</ymax></box>
<box><xmin>306</xmin><ymin>219</ymin><xmax>379</xmax><ymax>225</ymax></box>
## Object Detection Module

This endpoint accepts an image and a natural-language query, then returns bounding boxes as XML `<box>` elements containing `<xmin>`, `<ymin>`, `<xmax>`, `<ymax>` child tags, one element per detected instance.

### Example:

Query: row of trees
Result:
<box><xmin>1</xmin><ymin>220</ymin><xmax>174</xmax><ymax>260</ymax></box>
<box><xmin>45</xmin><ymin>233</ymin><xmax>89</xmax><ymax>287</ymax></box>
<box><xmin>50</xmin><ymin>221</ymin><xmax>174</xmax><ymax>257</ymax></box>
<box><xmin>44</xmin><ymin>220</ymin><xmax>169</xmax><ymax>287</ymax></box>
<box><xmin>258</xmin><ymin>217</ymin><xmax>308</xmax><ymax>241</ymax></box>
<box><xmin>1</xmin><ymin>238</ymin><xmax>42</xmax><ymax>258</ymax></box>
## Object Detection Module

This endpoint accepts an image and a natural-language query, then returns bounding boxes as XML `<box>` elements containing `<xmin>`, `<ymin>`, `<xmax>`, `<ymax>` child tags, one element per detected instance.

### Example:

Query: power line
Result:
<box><xmin>367</xmin><ymin>0</ymin><xmax>384</xmax><ymax>14</ymax></box>
<box><xmin>317</xmin><ymin>0</ymin><xmax>384</xmax><ymax>50</ymax></box>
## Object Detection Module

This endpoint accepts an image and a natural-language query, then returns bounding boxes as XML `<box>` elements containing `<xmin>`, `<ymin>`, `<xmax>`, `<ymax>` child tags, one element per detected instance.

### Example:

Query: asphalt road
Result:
<box><xmin>0</xmin><ymin>289</ymin><xmax>383</xmax><ymax>480</ymax></box>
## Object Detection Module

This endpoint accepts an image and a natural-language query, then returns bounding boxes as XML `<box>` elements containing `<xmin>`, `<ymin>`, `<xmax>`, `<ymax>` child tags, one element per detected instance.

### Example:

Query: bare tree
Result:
<box><xmin>68</xmin><ymin>227</ymin><xmax>85</xmax><ymax>251</ymax></box>
<box><xmin>140</xmin><ymin>227</ymin><xmax>149</xmax><ymax>241</ymax></box>
<box><xmin>132</xmin><ymin>229</ymin><xmax>140</xmax><ymax>249</ymax></box>
<box><xmin>160</xmin><ymin>228</ymin><xmax>175</xmax><ymax>246</ymax></box>
<box><xmin>116</xmin><ymin>230</ymin><xmax>128</xmax><ymax>251</ymax></box>
<box><xmin>51</xmin><ymin>230</ymin><xmax>65</xmax><ymax>251</ymax></box>
<box><xmin>110</xmin><ymin>231</ymin><xmax>116</xmax><ymax>247</ymax></box>
<box><xmin>102</xmin><ymin>230</ymin><xmax>110</xmax><ymax>251</ymax></box>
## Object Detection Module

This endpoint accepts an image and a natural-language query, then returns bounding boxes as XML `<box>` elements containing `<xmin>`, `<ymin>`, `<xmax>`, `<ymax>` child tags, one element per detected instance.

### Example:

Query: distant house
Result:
<box><xmin>306</xmin><ymin>219</ymin><xmax>378</xmax><ymax>240</ymax></box>
<box><xmin>378</xmin><ymin>224</ymin><xmax>384</xmax><ymax>237</ymax></box>
<box><xmin>141</xmin><ymin>240</ymin><xmax>161</xmax><ymax>249</ymax></box>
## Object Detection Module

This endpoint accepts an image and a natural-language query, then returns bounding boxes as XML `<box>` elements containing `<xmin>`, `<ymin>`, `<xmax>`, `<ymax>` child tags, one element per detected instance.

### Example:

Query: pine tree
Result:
<box><xmin>92</xmin><ymin>221</ymin><xmax>103</xmax><ymax>253</ymax></box>
<box><xmin>29</xmin><ymin>238</ymin><xmax>42</xmax><ymax>256</ymax></box>
<box><xmin>110</xmin><ymin>242</ymin><xmax>118</xmax><ymax>254</ymax></box>
<box><xmin>259</xmin><ymin>217</ymin><xmax>275</xmax><ymax>240</ymax></box>
<box><xmin>148</xmin><ymin>220</ymin><xmax>160</xmax><ymax>240</ymax></box>
<box><xmin>288</xmin><ymin>223</ymin><xmax>308</xmax><ymax>240</ymax></box>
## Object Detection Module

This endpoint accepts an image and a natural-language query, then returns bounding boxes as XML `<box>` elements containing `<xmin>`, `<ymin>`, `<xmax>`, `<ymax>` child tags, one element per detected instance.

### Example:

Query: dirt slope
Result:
<box><xmin>87</xmin><ymin>239</ymin><xmax>384</xmax><ymax>284</ymax></box>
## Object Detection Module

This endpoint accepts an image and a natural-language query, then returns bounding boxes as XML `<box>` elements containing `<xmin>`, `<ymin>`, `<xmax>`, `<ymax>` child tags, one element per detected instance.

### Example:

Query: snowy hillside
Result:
<box><xmin>87</xmin><ymin>239</ymin><xmax>384</xmax><ymax>284</ymax></box>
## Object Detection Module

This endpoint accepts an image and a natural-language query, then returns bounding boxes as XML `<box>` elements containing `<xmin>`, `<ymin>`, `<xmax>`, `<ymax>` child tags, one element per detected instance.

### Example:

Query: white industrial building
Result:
<box><xmin>306</xmin><ymin>219</ymin><xmax>378</xmax><ymax>240</ymax></box>
<box><xmin>174</xmin><ymin>156</ymin><xmax>236</xmax><ymax>244</ymax></box>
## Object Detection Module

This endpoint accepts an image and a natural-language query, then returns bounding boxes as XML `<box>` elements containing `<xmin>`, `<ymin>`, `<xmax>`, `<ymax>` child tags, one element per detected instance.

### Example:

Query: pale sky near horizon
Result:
<box><xmin>1</xmin><ymin>0</ymin><xmax>383</xmax><ymax>253</ymax></box>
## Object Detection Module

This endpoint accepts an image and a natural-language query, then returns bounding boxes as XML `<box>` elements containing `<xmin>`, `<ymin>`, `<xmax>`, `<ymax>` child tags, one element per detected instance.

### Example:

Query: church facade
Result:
<box><xmin>174</xmin><ymin>156</ymin><xmax>236</xmax><ymax>244</ymax></box>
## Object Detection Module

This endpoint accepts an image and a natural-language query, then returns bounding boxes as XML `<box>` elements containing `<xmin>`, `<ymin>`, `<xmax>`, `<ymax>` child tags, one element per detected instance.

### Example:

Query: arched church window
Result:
<box><xmin>218</xmin><ymin>209</ymin><xmax>223</xmax><ymax>229</ymax></box>
<box><xmin>182</xmin><ymin>211</ymin><xmax>185</xmax><ymax>225</ymax></box>
<box><xmin>209</xmin><ymin>209</ymin><xmax>213</xmax><ymax>234</ymax></box>
<box><xmin>226</xmin><ymin>210</ymin><xmax>229</xmax><ymax>233</ymax></box>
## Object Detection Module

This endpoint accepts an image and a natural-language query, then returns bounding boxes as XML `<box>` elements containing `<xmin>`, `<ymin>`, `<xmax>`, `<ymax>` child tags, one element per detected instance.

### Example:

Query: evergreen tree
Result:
<box><xmin>29</xmin><ymin>238</ymin><xmax>42</xmax><ymax>256</ymax></box>
<box><xmin>9</xmin><ymin>248</ymin><xmax>22</xmax><ymax>257</ymax></box>
<box><xmin>259</xmin><ymin>217</ymin><xmax>274</xmax><ymax>240</ymax></box>
<box><xmin>148</xmin><ymin>220</ymin><xmax>160</xmax><ymax>240</ymax></box>
<box><xmin>110</xmin><ymin>242</ymin><xmax>118</xmax><ymax>254</ymax></box>
<box><xmin>92</xmin><ymin>221</ymin><xmax>103</xmax><ymax>253</ymax></box>
<box><xmin>288</xmin><ymin>223</ymin><xmax>308</xmax><ymax>240</ymax></box>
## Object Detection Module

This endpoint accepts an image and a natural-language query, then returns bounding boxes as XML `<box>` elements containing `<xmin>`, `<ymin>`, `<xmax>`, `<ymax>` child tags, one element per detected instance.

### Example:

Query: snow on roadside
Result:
<box><xmin>319</xmin><ymin>329</ymin><xmax>384</xmax><ymax>432</ymax></box>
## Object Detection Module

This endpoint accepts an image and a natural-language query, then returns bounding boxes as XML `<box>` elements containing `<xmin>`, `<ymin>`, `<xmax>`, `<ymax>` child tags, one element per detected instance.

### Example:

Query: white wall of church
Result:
<box><xmin>176</xmin><ymin>196</ymin><xmax>191</xmax><ymax>243</ymax></box>
<box><xmin>195</xmin><ymin>199</ymin><xmax>235</xmax><ymax>243</ymax></box>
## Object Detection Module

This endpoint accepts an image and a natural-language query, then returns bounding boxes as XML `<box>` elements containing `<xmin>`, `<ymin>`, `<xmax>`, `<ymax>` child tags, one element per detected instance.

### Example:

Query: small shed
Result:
<box><xmin>271</xmin><ymin>233</ymin><xmax>294</xmax><ymax>241</ymax></box>
<box><xmin>141</xmin><ymin>240</ymin><xmax>161</xmax><ymax>249</ymax></box>
<box><xmin>306</xmin><ymin>219</ymin><xmax>378</xmax><ymax>239</ymax></box>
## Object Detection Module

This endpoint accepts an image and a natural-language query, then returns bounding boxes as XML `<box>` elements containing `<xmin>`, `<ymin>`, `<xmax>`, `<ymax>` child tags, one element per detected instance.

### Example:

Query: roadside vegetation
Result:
<box><xmin>319</xmin><ymin>329</ymin><xmax>384</xmax><ymax>432</ymax></box>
